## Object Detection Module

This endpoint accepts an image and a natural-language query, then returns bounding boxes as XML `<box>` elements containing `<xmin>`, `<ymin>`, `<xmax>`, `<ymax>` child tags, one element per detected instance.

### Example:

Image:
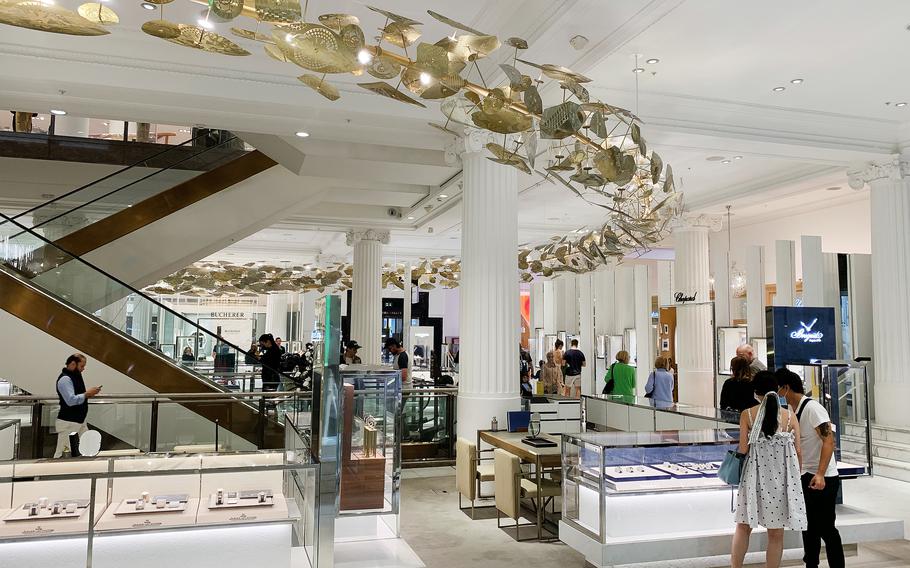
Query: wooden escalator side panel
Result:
<box><xmin>29</xmin><ymin>150</ymin><xmax>277</xmax><ymax>270</ymax></box>
<box><xmin>0</xmin><ymin>269</ymin><xmax>285</xmax><ymax>449</ymax></box>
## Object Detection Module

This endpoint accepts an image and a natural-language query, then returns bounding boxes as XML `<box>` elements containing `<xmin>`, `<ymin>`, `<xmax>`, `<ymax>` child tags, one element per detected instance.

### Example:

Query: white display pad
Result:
<box><xmin>96</xmin><ymin>498</ymin><xmax>199</xmax><ymax>531</ymax></box>
<box><xmin>112</xmin><ymin>496</ymin><xmax>188</xmax><ymax>516</ymax></box>
<box><xmin>649</xmin><ymin>462</ymin><xmax>702</xmax><ymax>479</ymax></box>
<box><xmin>207</xmin><ymin>491</ymin><xmax>274</xmax><ymax>509</ymax></box>
<box><xmin>0</xmin><ymin>504</ymin><xmax>105</xmax><ymax>539</ymax></box>
<box><xmin>197</xmin><ymin>495</ymin><xmax>290</xmax><ymax>526</ymax></box>
<box><xmin>4</xmin><ymin>504</ymin><xmax>86</xmax><ymax>521</ymax></box>
<box><xmin>602</xmin><ymin>465</ymin><xmax>670</xmax><ymax>482</ymax></box>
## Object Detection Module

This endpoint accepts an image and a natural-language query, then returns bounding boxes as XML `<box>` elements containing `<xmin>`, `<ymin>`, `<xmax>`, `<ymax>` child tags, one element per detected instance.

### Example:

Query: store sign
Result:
<box><xmin>789</xmin><ymin>318</ymin><xmax>823</xmax><ymax>343</ymax></box>
<box><xmin>208</xmin><ymin>311</ymin><xmax>246</xmax><ymax>319</ymax></box>
<box><xmin>674</xmin><ymin>292</ymin><xmax>697</xmax><ymax>303</ymax></box>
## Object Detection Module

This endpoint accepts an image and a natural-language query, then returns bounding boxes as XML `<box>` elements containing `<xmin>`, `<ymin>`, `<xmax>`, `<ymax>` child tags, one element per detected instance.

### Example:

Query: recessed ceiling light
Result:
<box><xmin>357</xmin><ymin>48</ymin><xmax>372</xmax><ymax>65</ymax></box>
<box><xmin>826</xmin><ymin>186</ymin><xmax>842</xmax><ymax>191</ymax></box>
<box><xmin>632</xmin><ymin>67</ymin><xmax>645</xmax><ymax>74</ymax></box>
<box><xmin>49</xmin><ymin>109</ymin><xmax>66</xmax><ymax>115</ymax></box>
<box><xmin>295</xmin><ymin>131</ymin><xmax>309</xmax><ymax>138</ymax></box>
<box><xmin>197</xmin><ymin>18</ymin><xmax>214</xmax><ymax>30</ymax></box>
<box><xmin>438</xmin><ymin>194</ymin><xmax>448</xmax><ymax>198</ymax></box>
<box><xmin>734</xmin><ymin>155</ymin><xmax>743</xmax><ymax>160</ymax></box>
<box><xmin>721</xmin><ymin>159</ymin><xmax>731</xmax><ymax>164</ymax></box>
<box><xmin>705</xmin><ymin>156</ymin><xmax>725</xmax><ymax>162</ymax></box>
<box><xmin>419</xmin><ymin>72</ymin><xmax>432</xmax><ymax>86</ymax></box>
<box><xmin>140</xmin><ymin>1</ymin><xmax>156</xmax><ymax>9</ymax></box>
<box><xmin>102</xmin><ymin>121</ymin><xmax>109</xmax><ymax>126</ymax></box>
<box><xmin>790</xmin><ymin>78</ymin><xmax>804</xmax><ymax>85</ymax></box>
<box><xmin>772</xmin><ymin>86</ymin><xmax>786</xmax><ymax>92</ymax></box>
<box><xmin>646</xmin><ymin>58</ymin><xmax>659</xmax><ymax>64</ymax></box>
<box><xmin>897</xmin><ymin>102</ymin><xmax>908</xmax><ymax>108</ymax></box>
<box><xmin>407</xmin><ymin>215</ymin><xmax>415</xmax><ymax>220</ymax></box>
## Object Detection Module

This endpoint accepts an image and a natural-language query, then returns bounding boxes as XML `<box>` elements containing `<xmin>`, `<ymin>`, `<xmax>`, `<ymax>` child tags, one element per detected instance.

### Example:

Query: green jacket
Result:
<box><xmin>605</xmin><ymin>362</ymin><xmax>636</xmax><ymax>397</ymax></box>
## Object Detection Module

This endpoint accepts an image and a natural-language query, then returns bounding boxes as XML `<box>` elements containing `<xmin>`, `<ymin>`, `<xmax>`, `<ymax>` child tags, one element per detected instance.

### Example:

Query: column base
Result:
<box><xmin>677</xmin><ymin>369</ymin><xmax>716</xmax><ymax>408</ymax></box>
<box><xmin>456</xmin><ymin>393</ymin><xmax>521</xmax><ymax>441</ymax></box>
<box><xmin>874</xmin><ymin>382</ymin><xmax>910</xmax><ymax>429</ymax></box>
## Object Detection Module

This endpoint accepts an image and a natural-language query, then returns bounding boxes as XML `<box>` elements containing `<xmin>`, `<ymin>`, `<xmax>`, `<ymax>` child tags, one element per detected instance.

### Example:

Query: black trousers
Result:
<box><xmin>801</xmin><ymin>473</ymin><xmax>844</xmax><ymax>568</ymax></box>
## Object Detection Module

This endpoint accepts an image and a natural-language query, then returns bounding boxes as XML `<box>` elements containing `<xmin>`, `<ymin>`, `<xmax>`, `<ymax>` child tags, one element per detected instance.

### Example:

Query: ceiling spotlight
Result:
<box><xmin>897</xmin><ymin>102</ymin><xmax>908</xmax><ymax>107</ymax></box>
<box><xmin>721</xmin><ymin>159</ymin><xmax>731</xmax><ymax>164</ymax></box>
<box><xmin>438</xmin><ymin>194</ymin><xmax>449</xmax><ymax>199</ymax></box>
<box><xmin>705</xmin><ymin>155</ymin><xmax>725</xmax><ymax>162</ymax></box>
<box><xmin>569</xmin><ymin>35</ymin><xmax>589</xmax><ymax>50</ymax></box>
<box><xmin>407</xmin><ymin>215</ymin><xmax>415</xmax><ymax>220</ymax></box>
<box><xmin>734</xmin><ymin>155</ymin><xmax>743</xmax><ymax>160</ymax></box>
<box><xmin>772</xmin><ymin>86</ymin><xmax>786</xmax><ymax>92</ymax></box>
<box><xmin>646</xmin><ymin>58</ymin><xmax>659</xmax><ymax>64</ymax></box>
<box><xmin>197</xmin><ymin>18</ymin><xmax>214</xmax><ymax>30</ymax></box>
<box><xmin>357</xmin><ymin>48</ymin><xmax>372</xmax><ymax>65</ymax></box>
<box><xmin>295</xmin><ymin>131</ymin><xmax>310</xmax><ymax>138</ymax></box>
<box><xmin>419</xmin><ymin>72</ymin><xmax>432</xmax><ymax>86</ymax></box>
<box><xmin>49</xmin><ymin>109</ymin><xmax>66</xmax><ymax>115</ymax></box>
<box><xmin>790</xmin><ymin>78</ymin><xmax>804</xmax><ymax>84</ymax></box>
<box><xmin>632</xmin><ymin>67</ymin><xmax>645</xmax><ymax>74</ymax></box>
<box><xmin>141</xmin><ymin>1</ymin><xmax>156</xmax><ymax>9</ymax></box>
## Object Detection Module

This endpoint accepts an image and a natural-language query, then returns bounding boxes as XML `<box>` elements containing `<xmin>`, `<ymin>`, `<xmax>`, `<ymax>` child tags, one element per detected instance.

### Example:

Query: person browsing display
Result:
<box><xmin>385</xmin><ymin>338</ymin><xmax>409</xmax><ymax>384</ymax></box>
<box><xmin>561</xmin><ymin>339</ymin><xmax>586</xmax><ymax>398</ymax></box>
<box><xmin>776</xmin><ymin>368</ymin><xmax>844</xmax><ymax>568</ymax></box>
<box><xmin>603</xmin><ymin>350</ymin><xmax>636</xmax><ymax>398</ymax></box>
<box><xmin>644</xmin><ymin>356</ymin><xmax>674</xmax><ymax>408</ymax></box>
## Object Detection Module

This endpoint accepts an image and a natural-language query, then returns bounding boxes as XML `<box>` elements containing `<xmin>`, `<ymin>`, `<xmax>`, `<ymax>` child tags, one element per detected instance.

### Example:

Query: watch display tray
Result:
<box><xmin>649</xmin><ymin>463</ymin><xmax>703</xmax><ymax>479</ymax></box>
<box><xmin>4</xmin><ymin>504</ymin><xmax>86</xmax><ymax>522</ymax></box>
<box><xmin>207</xmin><ymin>491</ymin><xmax>275</xmax><ymax>510</ymax></box>
<box><xmin>521</xmin><ymin>436</ymin><xmax>557</xmax><ymax>448</ymax></box>
<box><xmin>113</xmin><ymin>495</ymin><xmax>189</xmax><ymax>515</ymax></box>
<box><xmin>679</xmin><ymin>461</ymin><xmax>722</xmax><ymax>477</ymax></box>
<box><xmin>603</xmin><ymin>465</ymin><xmax>671</xmax><ymax>482</ymax></box>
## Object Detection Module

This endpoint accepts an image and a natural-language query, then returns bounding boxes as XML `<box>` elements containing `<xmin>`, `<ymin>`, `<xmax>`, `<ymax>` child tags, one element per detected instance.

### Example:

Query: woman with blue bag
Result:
<box><xmin>730</xmin><ymin>371</ymin><xmax>807</xmax><ymax>568</ymax></box>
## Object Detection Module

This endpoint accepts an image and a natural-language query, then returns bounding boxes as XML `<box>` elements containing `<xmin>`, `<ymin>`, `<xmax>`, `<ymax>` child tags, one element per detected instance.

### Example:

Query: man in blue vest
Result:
<box><xmin>54</xmin><ymin>354</ymin><xmax>101</xmax><ymax>458</ymax></box>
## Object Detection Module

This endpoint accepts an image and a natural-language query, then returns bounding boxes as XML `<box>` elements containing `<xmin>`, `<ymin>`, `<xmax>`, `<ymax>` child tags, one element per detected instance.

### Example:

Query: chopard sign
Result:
<box><xmin>674</xmin><ymin>292</ymin><xmax>697</xmax><ymax>303</ymax></box>
<box><xmin>790</xmin><ymin>319</ymin><xmax>823</xmax><ymax>343</ymax></box>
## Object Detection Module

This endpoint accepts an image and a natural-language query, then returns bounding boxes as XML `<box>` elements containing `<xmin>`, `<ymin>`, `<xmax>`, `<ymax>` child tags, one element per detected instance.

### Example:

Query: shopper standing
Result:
<box><xmin>776</xmin><ymin>368</ymin><xmax>844</xmax><ymax>568</ymax></box>
<box><xmin>731</xmin><ymin>371</ymin><xmax>807</xmax><ymax>568</ymax></box>
<box><xmin>258</xmin><ymin>333</ymin><xmax>282</xmax><ymax>392</ymax></box>
<box><xmin>385</xmin><ymin>338</ymin><xmax>410</xmax><ymax>384</ymax></box>
<box><xmin>540</xmin><ymin>351</ymin><xmax>562</xmax><ymax>395</ymax></box>
<box><xmin>343</xmin><ymin>340</ymin><xmax>363</xmax><ymax>364</ymax></box>
<box><xmin>54</xmin><ymin>354</ymin><xmax>102</xmax><ymax>458</ymax></box>
<box><xmin>720</xmin><ymin>356</ymin><xmax>759</xmax><ymax>412</ymax></box>
<box><xmin>603</xmin><ymin>350</ymin><xmax>636</xmax><ymax>399</ymax></box>
<box><xmin>736</xmin><ymin>343</ymin><xmax>767</xmax><ymax>374</ymax></box>
<box><xmin>562</xmin><ymin>339</ymin><xmax>586</xmax><ymax>398</ymax></box>
<box><xmin>644</xmin><ymin>355</ymin><xmax>674</xmax><ymax>408</ymax></box>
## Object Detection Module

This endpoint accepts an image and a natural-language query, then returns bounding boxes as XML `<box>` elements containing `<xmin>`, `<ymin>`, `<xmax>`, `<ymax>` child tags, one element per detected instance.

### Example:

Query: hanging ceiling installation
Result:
<box><xmin>3</xmin><ymin>0</ymin><xmax>686</xmax><ymax>292</ymax></box>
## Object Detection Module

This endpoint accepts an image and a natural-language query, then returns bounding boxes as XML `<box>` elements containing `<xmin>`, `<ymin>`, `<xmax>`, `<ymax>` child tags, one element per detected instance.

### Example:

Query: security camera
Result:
<box><xmin>387</xmin><ymin>207</ymin><xmax>402</xmax><ymax>219</ymax></box>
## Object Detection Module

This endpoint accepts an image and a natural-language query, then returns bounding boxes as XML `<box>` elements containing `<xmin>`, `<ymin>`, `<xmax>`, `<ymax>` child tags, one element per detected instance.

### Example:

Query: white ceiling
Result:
<box><xmin>0</xmin><ymin>0</ymin><xmax>904</xmax><ymax>265</ymax></box>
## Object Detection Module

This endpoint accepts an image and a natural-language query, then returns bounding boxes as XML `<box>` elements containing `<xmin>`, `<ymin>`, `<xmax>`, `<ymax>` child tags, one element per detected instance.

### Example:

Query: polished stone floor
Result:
<box><xmin>398</xmin><ymin>468</ymin><xmax>910</xmax><ymax>568</ymax></box>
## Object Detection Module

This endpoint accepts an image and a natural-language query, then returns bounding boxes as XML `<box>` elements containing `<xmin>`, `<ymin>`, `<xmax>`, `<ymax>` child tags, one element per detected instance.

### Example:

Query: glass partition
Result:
<box><xmin>716</xmin><ymin>326</ymin><xmax>748</xmax><ymax>375</ymax></box>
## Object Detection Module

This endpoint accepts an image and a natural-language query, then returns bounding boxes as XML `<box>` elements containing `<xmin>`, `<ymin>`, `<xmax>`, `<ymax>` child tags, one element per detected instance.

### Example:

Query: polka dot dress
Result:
<box><xmin>734</xmin><ymin>409</ymin><xmax>808</xmax><ymax>530</ymax></box>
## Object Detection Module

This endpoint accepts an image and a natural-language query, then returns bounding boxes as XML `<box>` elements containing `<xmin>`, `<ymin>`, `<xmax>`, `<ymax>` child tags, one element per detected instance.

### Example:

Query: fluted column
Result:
<box><xmin>346</xmin><ymin>229</ymin><xmax>389</xmax><ymax>365</ymax></box>
<box><xmin>448</xmin><ymin>129</ymin><xmax>520</xmax><ymax>439</ymax></box>
<box><xmin>848</xmin><ymin>156</ymin><xmax>910</xmax><ymax>428</ymax></box>
<box><xmin>672</xmin><ymin>213</ymin><xmax>722</xmax><ymax>406</ymax></box>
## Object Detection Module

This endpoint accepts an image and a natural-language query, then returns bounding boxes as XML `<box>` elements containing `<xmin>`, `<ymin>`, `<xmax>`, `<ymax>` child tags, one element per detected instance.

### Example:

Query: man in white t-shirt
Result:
<box><xmin>777</xmin><ymin>368</ymin><xmax>844</xmax><ymax>568</ymax></box>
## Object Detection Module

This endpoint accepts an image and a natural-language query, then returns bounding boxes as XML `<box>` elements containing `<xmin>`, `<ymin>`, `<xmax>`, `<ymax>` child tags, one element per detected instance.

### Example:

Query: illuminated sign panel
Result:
<box><xmin>766</xmin><ymin>306</ymin><xmax>837</xmax><ymax>367</ymax></box>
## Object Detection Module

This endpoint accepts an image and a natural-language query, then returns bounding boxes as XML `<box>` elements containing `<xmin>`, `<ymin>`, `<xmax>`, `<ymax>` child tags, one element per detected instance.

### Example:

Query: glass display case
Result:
<box><xmin>750</xmin><ymin>337</ymin><xmax>769</xmax><ymax>368</ymax></box>
<box><xmin>595</xmin><ymin>335</ymin><xmax>606</xmax><ymax>359</ymax></box>
<box><xmin>562</xmin><ymin>429</ymin><xmax>739</xmax><ymax>543</ymax></box>
<box><xmin>0</xmin><ymin>432</ymin><xmax>319</xmax><ymax>568</ymax></box>
<box><xmin>716</xmin><ymin>326</ymin><xmax>748</xmax><ymax>375</ymax></box>
<box><xmin>0</xmin><ymin>419</ymin><xmax>19</xmax><ymax>461</ymax></box>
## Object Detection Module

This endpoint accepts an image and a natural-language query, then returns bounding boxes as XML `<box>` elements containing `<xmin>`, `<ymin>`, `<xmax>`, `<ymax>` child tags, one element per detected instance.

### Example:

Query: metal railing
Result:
<box><xmin>401</xmin><ymin>387</ymin><xmax>457</xmax><ymax>464</ymax></box>
<box><xmin>0</xmin><ymin>391</ymin><xmax>312</xmax><ymax>459</ymax></box>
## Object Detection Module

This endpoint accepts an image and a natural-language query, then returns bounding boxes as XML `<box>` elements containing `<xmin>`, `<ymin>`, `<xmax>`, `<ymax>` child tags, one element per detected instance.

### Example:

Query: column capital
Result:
<box><xmin>847</xmin><ymin>153</ymin><xmax>910</xmax><ymax>190</ymax></box>
<box><xmin>345</xmin><ymin>229</ymin><xmax>390</xmax><ymax>246</ymax></box>
<box><xmin>444</xmin><ymin>127</ymin><xmax>505</xmax><ymax>166</ymax></box>
<box><xmin>669</xmin><ymin>212</ymin><xmax>723</xmax><ymax>232</ymax></box>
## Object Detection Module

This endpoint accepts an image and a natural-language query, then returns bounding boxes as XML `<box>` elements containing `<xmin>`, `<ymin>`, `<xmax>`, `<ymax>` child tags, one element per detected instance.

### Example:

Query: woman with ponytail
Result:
<box><xmin>731</xmin><ymin>371</ymin><xmax>807</xmax><ymax>568</ymax></box>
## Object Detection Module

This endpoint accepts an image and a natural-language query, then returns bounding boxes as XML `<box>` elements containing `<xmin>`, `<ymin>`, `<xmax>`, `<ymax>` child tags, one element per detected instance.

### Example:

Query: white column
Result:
<box><xmin>542</xmin><ymin>279</ymin><xmax>556</xmax><ymax>333</ymax></box>
<box><xmin>448</xmin><ymin>130</ymin><xmax>520</xmax><ymax>439</ymax></box>
<box><xmin>711</xmin><ymin>245</ymin><xmax>731</xmax><ymax>327</ymax></box>
<box><xmin>530</xmin><ymin>281</ymin><xmax>544</xmax><ymax>330</ymax></box>
<box><xmin>346</xmin><ymin>229</ymin><xmax>389</xmax><ymax>365</ymax></box>
<box><xmin>402</xmin><ymin>263</ymin><xmax>412</xmax><ymax>375</ymax></box>
<box><xmin>657</xmin><ymin>261</ymin><xmax>674</xmax><ymax>308</ymax></box>
<box><xmin>577</xmin><ymin>273</ymin><xmax>595</xmax><ymax>395</ymax></box>
<box><xmin>265</xmin><ymin>293</ymin><xmax>288</xmax><ymax>341</ymax></box>
<box><xmin>745</xmin><ymin>245</ymin><xmax>766</xmax><ymax>339</ymax></box>
<box><xmin>671</xmin><ymin>213</ymin><xmax>722</xmax><ymax>406</ymax></box>
<box><xmin>554</xmin><ymin>275</ymin><xmax>579</xmax><ymax>334</ymax></box>
<box><xmin>633</xmin><ymin>265</ymin><xmax>653</xmax><ymax>396</ymax></box>
<box><xmin>848</xmin><ymin>156</ymin><xmax>910</xmax><ymax>428</ymax></box>
<box><xmin>801</xmin><ymin>235</ymin><xmax>825</xmax><ymax>306</ymax></box>
<box><xmin>775</xmin><ymin>240</ymin><xmax>796</xmax><ymax>306</ymax></box>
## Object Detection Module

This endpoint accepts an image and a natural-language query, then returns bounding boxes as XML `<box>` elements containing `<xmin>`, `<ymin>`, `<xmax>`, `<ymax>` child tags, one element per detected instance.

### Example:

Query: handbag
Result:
<box><xmin>644</xmin><ymin>371</ymin><xmax>655</xmax><ymax>398</ymax></box>
<box><xmin>718</xmin><ymin>450</ymin><xmax>746</xmax><ymax>485</ymax></box>
<box><xmin>601</xmin><ymin>363</ymin><xmax>616</xmax><ymax>394</ymax></box>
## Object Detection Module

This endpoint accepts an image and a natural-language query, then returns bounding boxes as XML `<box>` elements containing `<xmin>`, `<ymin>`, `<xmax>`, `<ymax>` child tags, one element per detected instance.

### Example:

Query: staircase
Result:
<box><xmin>842</xmin><ymin>421</ymin><xmax>910</xmax><ymax>481</ymax></box>
<box><xmin>0</xmin><ymin>214</ymin><xmax>287</xmax><ymax>454</ymax></box>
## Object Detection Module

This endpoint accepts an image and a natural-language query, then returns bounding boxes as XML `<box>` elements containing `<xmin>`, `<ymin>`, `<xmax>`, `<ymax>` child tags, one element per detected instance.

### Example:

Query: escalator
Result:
<box><xmin>0</xmin><ymin>213</ymin><xmax>288</xmax><ymax>451</ymax></box>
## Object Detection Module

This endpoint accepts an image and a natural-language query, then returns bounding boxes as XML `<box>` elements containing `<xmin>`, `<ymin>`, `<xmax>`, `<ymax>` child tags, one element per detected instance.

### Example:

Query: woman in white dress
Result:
<box><xmin>731</xmin><ymin>371</ymin><xmax>807</xmax><ymax>568</ymax></box>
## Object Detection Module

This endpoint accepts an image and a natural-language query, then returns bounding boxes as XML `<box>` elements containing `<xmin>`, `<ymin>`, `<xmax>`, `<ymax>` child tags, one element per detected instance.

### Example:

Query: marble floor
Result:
<box><xmin>396</xmin><ymin>467</ymin><xmax>910</xmax><ymax>568</ymax></box>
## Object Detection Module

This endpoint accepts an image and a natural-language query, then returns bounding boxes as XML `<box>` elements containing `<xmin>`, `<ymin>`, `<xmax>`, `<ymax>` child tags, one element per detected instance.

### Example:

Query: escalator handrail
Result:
<box><xmin>10</xmin><ymin>135</ymin><xmax>242</xmax><ymax>240</ymax></box>
<box><xmin>4</xmin><ymin>132</ymin><xmax>213</xmax><ymax>224</ymax></box>
<box><xmin>0</xmin><ymin>211</ymin><xmax>297</xmax><ymax>386</ymax></box>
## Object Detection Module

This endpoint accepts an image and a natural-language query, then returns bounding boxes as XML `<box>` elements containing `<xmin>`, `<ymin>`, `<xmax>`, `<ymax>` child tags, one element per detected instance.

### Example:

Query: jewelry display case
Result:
<box><xmin>0</xmin><ymin>421</ymin><xmax>320</xmax><ymax>568</ymax></box>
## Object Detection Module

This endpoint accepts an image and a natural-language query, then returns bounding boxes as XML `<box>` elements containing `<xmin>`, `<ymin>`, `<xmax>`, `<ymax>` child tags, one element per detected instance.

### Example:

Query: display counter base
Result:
<box><xmin>559</xmin><ymin>505</ymin><xmax>903</xmax><ymax>567</ymax></box>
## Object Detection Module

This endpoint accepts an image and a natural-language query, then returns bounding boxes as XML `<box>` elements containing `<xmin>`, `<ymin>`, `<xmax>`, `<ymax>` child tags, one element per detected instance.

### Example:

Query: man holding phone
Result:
<box><xmin>776</xmin><ymin>368</ymin><xmax>844</xmax><ymax>568</ymax></box>
<box><xmin>54</xmin><ymin>354</ymin><xmax>102</xmax><ymax>458</ymax></box>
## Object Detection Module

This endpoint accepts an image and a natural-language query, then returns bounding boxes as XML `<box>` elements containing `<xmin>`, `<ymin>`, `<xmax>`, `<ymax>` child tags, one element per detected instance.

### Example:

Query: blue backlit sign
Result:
<box><xmin>766</xmin><ymin>306</ymin><xmax>837</xmax><ymax>367</ymax></box>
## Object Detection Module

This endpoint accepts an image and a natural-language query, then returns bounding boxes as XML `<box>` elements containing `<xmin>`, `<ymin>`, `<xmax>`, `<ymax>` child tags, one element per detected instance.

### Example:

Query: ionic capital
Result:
<box><xmin>345</xmin><ymin>229</ymin><xmax>390</xmax><ymax>246</ymax></box>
